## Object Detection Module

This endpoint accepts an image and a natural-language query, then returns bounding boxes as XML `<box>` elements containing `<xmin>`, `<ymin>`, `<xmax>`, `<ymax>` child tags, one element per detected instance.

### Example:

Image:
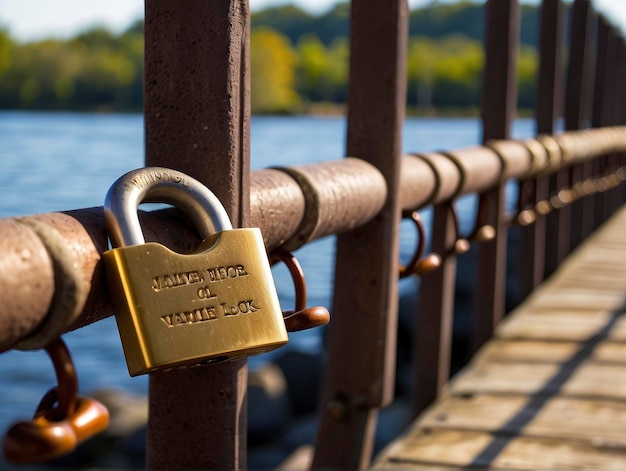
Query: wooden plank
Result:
<box><xmin>474</xmin><ymin>340</ymin><xmax>579</xmax><ymax>364</ymax></box>
<box><xmin>568</xmin><ymin>247</ymin><xmax>626</xmax><ymax>260</ymax></box>
<box><xmin>523</xmin><ymin>290</ymin><xmax>626</xmax><ymax>311</ymax></box>
<box><xmin>548</xmin><ymin>268</ymin><xmax>626</xmax><ymax>286</ymax></box>
<box><xmin>495</xmin><ymin>311</ymin><xmax>626</xmax><ymax>342</ymax></box>
<box><xmin>545</xmin><ymin>278</ymin><xmax>626</xmax><ymax>293</ymax></box>
<box><xmin>475</xmin><ymin>339</ymin><xmax>626</xmax><ymax>365</ymax></box>
<box><xmin>376</xmin><ymin>429</ymin><xmax>626</xmax><ymax>469</ymax></box>
<box><xmin>450</xmin><ymin>361</ymin><xmax>626</xmax><ymax>400</ymax></box>
<box><xmin>419</xmin><ymin>394</ymin><xmax>626</xmax><ymax>448</ymax></box>
<box><xmin>373</xmin><ymin>458</ymin><xmax>483</xmax><ymax>471</ymax></box>
<box><xmin>372</xmin><ymin>456</ymin><xmax>483</xmax><ymax>471</ymax></box>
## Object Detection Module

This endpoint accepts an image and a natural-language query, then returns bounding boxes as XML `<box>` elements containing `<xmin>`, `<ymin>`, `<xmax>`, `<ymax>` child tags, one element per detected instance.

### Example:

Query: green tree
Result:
<box><xmin>409</xmin><ymin>1</ymin><xmax>484</xmax><ymax>43</ymax></box>
<box><xmin>407</xmin><ymin>34</ymin><xmax>484</xmax><ymax>111</ymax></box>
<box><xmin>250</xmin><ymin>27</ymin><xmax>301</xmax><ymax>114</ymax></box>
<box><xmin>407</xmin><ymin>36</ymin><xmax>438</xmax><ymax>109</ymax></box>
<box><xmin>432</xmin><ymin>35</ymin><xmax>484</xmax><ymax>109</ymax></box>
<box><xmin>517</xmin><ymin>44</ymin><xmax>538</xmax><ymax>110</ymax></box>
<box><xmin>0</xmin><ymin>25</ymin><xmax>144</xmax><ymax>111</ymax></box>
<box><xmin>251</xmin><ymin>2</ymin><xmax>350</xmax><ymax>46</ymax></box>
<box><xmin>0</xmin><ymin>39</ymin><xmax>80</xmax><ymax>108</ymax></box>
<box><xmin>296</xmin><ymin>34</ymin><xmax>347</xmax><ymax>104</ymax></box>
<box><xmin>0</xmin><ymin>28</ymin><xmax>13</xmax><ymax>78</ymax></box>
<box><xmin>0</xmin><ymin>1</ymin><xmax>544</xmax><ymax>114</ymax></box>
<box><xmin>311</xmin><ymin>3</ymin><xmax>350</xmax><ymax>45</ymax></box>
<box><xmin>251</xmin><ymin>6</ymin><xmax>315</xmax><ymax>46</ymax></box>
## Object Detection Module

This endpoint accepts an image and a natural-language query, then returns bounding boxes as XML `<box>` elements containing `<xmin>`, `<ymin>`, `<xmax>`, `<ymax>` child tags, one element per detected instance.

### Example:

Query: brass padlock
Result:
<box><xmin>102</xmin><ymin>167</ymin><xmax>288</xmax><ymax>376</ymax></box>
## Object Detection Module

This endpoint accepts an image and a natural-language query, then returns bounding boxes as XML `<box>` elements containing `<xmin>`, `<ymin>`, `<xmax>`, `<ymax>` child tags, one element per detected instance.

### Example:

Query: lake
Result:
<box><xmin>0</xmin><ymin>111</ymin><xmax>536</xmax><ymax>465</ymax></box>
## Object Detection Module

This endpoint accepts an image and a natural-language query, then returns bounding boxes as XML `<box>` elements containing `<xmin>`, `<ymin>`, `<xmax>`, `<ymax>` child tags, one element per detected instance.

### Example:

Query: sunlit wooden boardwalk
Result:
<box><xmin>373</xmin><ymin>204</ymin><xmax>626</xmax><ymax>470</ymax></box>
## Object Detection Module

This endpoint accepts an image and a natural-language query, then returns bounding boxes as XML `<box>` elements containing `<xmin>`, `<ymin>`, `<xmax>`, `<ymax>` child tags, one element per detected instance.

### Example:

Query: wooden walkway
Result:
<box><xmin>373</xmin><ymin>204</ymin><xmax>626</xmax><ymax>470</ymax></box>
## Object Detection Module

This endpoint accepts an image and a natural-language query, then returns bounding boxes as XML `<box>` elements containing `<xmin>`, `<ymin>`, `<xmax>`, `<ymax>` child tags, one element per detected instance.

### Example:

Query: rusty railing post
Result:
<box><xmin>543</xmin><ymin>6</ymin><xmax>575</xmax><ymax>278</ymax></box>
<box><xmin>412</xmin><ymin>202</ymin><xmax>458</xmax><ymax>416</ymax></box>
<box><xmin>591</xmin><ymin>17</ymin><xmax>612</xmax><ymax>229</ymax></box>
<box><xmin>520</xmin><ymin>0</ymin><xmax>564</xmax><ymax>299</ymax></box>
<box><xmin>473</xmin><ymin>0</ymin><xmax>520</xmax><ymax>352</ymax></box>
<box><xmin>143</xmin><ymin>0</ymin><xmax>250</xmax><ymax>468</ymax></box>
<box><xmin>312</xmin><ymin>0</ymin><xmax>408</xmax><ymax>467</ymax></box>
<box><xmin>614</xmin><ymin>38</ymin><xmax>626</xmax><ymax>211</ymax></box>
<box><xmin>565</xmin><ymin>0</ymin><xmax>596</xmax><ymax>249</ymax></box>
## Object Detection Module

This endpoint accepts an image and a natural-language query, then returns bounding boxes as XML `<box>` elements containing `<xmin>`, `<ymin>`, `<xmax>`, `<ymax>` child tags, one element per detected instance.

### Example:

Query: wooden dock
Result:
<box><xmin>373</xmin><ymin>204</ymin><xmax>626</xmax><ymax>470</ymax></box>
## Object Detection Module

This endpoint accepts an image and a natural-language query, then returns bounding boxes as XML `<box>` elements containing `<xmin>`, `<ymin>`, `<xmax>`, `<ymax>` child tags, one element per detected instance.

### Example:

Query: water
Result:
<box><xmin>0</xmin><ymin>111</ymin><xmax>536</xmax><ymax>464</ymax></box>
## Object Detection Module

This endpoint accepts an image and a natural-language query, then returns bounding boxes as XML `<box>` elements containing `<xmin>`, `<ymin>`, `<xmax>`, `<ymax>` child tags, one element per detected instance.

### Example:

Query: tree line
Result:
<box><xmin>0</xmin><ymin>1</ymin><xmax>542</xmax><ymax>114</ymax></box>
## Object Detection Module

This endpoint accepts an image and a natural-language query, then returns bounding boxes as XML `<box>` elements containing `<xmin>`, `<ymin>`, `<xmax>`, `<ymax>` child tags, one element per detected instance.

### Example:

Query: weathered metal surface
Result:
<box><xmin>564</xmin><ymin>0</ymin><xmax>596</xmax><ymax>132</ymax></box>
<box><xmin>537</xmin><ymin>0</ymin><xmax>567</xmax><ymax>281</ymax></box>
<box><xmin>143</xmin><ymin>0</ymin><xmax>251</xmax><ymax>467</ymax></box>
<box><xmin>592</xmin><ymin>20</ymin><xmax>612</xmax><ymax>230</ymax></box>
<box><xmin>249</xmin><ymin>169</ymin><xmax>305</xmax><ymax>248</ymax></box>
<box><xmin>312</xmin><ymin>0</ymin><xmax>408</xmax><ymax>467</ymax></box>
<box><xmin>413</xmin><ymin>203</ymin><xmax>458</xmax><ymax>417</ymax></box>
<box><xmin>144</xmin><ymin>0</ymin><xmax>251</xmax><ymax>224</ymax></box>
<box><xmin>536</xmin><ymin>0</ymin><xmax>565</xmax><ymax>135</ymax></box>
<box><xmin>544</xmin><ymin>165</ymin><xmax>571</xmax><ymax>277</ymax></box>
<box><xmin>276</xmin><ymin>158</ymin><xmax>387</xmax><ymax>251</ymax></box>
<box><xmin>517</xmin><ymin>140</ymin><xmax>550</xmax><ymax>299</ymax></box>
<box><xmin>473</xmin><ymin>0</ymin><xmax>520</xmax><ymax>352</ymax></box>
<box><xmin>523</xmin><ymin>139</ymin><xmax>551</xmax><ymax>178</ymax></box>
<box><xmin>565</xmin><ymin>0</ymin><xmax>596</xmax><ymax>249</ymax></box>
<box><xmin>411</xmin><ymin>153</ymin><xmax>462</xmax><ymax>204</ymax></box>
<box><xmin>0</xmin><ymin>220</ymin><xmax>54</xmax><ymax>352</ymax></box>
<box><xmin>593</xmin><ymin>19</ymin><xmax>611</xmax><ymax>129</ymax></box>
<box><xmin>481</xmin><ymin>0</ymin><xmax>519</xmax><ymax>141</ymax></box>
<box><xmin>399</xmin><ymin>155</ymin><xmax>438</xmax><ymax>210</ymax></box>
<box><xmin>609</xmin><ymin>35</ymin><xmax>626</xmax><ymax>215</ymax></box>
<box><xmin>486</xmin><ymin>140</ymin><xmax>532</xmax><ymax>181</ymax></box>
<box><xmin>618</xmin><ymin>41</ymin><xmax>626</xmax><ymax>126</ymax></box>
<box><xmin>443</xmin><ymin>147</ymin><xmax>503</xmax><ymax>195</ymax></box>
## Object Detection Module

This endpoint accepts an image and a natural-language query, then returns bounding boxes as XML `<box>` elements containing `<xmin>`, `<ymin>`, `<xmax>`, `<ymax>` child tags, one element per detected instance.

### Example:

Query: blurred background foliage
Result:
<box><xmin>0</xmin><ymin>1</ymin><xmax>541</xmax><ymax>115</ymax></box>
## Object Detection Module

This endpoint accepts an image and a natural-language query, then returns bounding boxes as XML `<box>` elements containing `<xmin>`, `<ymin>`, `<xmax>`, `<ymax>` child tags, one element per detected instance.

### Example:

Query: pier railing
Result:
<box><xmin>1</xmin><ymin>0</ymin><xmax>626</xmax><ymax>469</ymax></box>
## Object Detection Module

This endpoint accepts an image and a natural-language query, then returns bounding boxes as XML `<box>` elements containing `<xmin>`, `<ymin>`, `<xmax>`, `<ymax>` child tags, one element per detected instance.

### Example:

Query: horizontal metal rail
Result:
<box><xmin>1</xmin><ymin>126</ymin><xmax>625</xmax><ymax>352</ymax></box>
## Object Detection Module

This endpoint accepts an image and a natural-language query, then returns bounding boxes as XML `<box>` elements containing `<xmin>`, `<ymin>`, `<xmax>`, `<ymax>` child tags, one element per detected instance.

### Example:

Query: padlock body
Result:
<box><xmin>103</xmin><ymin>228</ymin><xmax>288</xmax><ymax>376</ymax></box>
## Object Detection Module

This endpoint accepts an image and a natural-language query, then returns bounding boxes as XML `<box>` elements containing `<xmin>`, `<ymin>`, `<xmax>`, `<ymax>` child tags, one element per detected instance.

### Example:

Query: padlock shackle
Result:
<box><xmin>104</xmin><ymin>167</ymin><xmax>233</xmax><ymax>247</ymax></box>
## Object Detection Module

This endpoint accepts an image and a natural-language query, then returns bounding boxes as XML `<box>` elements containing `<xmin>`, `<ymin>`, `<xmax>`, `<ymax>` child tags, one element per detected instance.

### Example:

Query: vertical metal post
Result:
<box><xmin>618</xmin><ymin>41</ymin><xmax>626</xmax><ymax>126</ymax></box>
<box><xmin>592</xmin><ymin>18</ymin><xmax>611</xmax><ymax>229</ymax></box>
<box><xmin>312</xmin><ymin>0</ymin><xmax>407</xmax><ymax>468</ymax></box>
<box><xmin>543</xmin><ymin>2</ymin><xmax>573</xmax><ymax>278</ymax></box>
<box><xmin>536</xmin><ymin>0</ymin><xmax>565</xmax><ymax>135</ymax></box>
<box><xmin>592</xmin><ymin>18</ymin><xmax>612</xmax><ymax>129</ymax></box>
<box><xmin>144</xmin><ymin>1</ymin><xmax>250</xmax><ymax>468</ymax></box>
<box><xmin>565</xmin><ymin>0</ymin><xmax>596</xmax><ymax>248</ymax></box>
<box><xmin>520</xmin><ymin>0</ymin><xmax>564</xmax><ymax>299</ymax></box>
<box><xmin>611</xmin><ymin>36</ymin><xmax>626</xmax><ymax>210</ymax></box>
<box><xmin>564</xmin><ymin>0</ymin><xmax>595</xmax><ymax>132</ymax></box>
<box><xmin>606</xmin><ymin>29</ymin><xmax>624</xmax><ymax>216</ymax></box>
<box><xmin>413</xmin><ymin>204</ymin><xmax>457</xmax><ymax>416</ymax></box>
<box><xmin>616</xmin><ymin>42</ymin><xmax>626</xmax><ymax>125</ymax></box>
<box><xmin>473</xmin><ymin>0</ymin><xmax>519</xmax><ymax>352</ymax></box>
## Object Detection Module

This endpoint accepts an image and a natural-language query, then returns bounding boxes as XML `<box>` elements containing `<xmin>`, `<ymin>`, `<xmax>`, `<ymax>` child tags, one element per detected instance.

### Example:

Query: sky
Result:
<box><xmin>0</xmin><ymin>0</ymin><xmax>625</xmax><ymax>42</ymax></box>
